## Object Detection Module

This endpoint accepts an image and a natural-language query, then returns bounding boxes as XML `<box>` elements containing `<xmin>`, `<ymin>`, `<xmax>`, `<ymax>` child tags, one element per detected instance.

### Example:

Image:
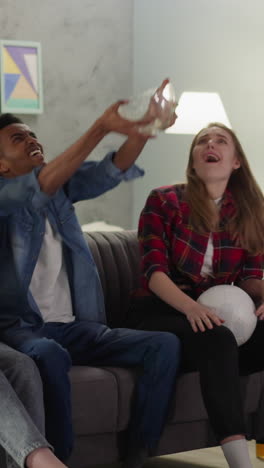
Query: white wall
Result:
<box><xmin>1</xmin><ymin>0</ymin><xmax>134</xmax><ymax>228</ymax></box>
<box><xmin>133</xmin><ymin>0</ymin><xmax>264</xmax><ymax>227</ymax></box>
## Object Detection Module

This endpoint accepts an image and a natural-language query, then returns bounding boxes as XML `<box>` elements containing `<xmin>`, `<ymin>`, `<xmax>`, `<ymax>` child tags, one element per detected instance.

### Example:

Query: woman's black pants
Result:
<box><xmin>127</xmin><ymin>295</ymin><xmax>264</xmax><ymax>442</ymax></box>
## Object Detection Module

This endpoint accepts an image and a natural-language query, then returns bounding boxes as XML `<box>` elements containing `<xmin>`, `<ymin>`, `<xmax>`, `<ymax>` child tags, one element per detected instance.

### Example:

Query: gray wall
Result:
<box><xmin>133</xmin><ymin>0</ymin><xmax>264</xmax><ymax>227</ymax></box>
<box><xmin>1</xmin><ymin>0</ymin><xmax>134</xmax><ymax>228</ymax></box>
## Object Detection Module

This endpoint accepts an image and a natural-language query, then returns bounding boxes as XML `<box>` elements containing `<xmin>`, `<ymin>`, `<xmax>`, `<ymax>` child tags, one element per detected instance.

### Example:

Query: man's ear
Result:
<box><xmin>0</xmin><ymin>159</ymin><xmax>9</xmax><ymax>176</ymax></box>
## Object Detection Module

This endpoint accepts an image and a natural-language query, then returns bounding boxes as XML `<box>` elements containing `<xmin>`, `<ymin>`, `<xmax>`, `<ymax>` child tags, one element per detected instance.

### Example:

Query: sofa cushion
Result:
<box><xmin>83</xmin><ymin>231</ymin><xmax>263</xmax><ymax>429</ymax></box>
<box><xmin>70</xmin><ymin>364</ymin><xmax>263</xmax><ymax>437</ymax></box>
<box><xmin>70</xmin><ymin>366</ymin><xmax>119</xmax><ymax>434</ymax></box>
<box><xmin>85</xmin><ymin>231</ymin><xmax>140</xmax><ymax>328</ymax></box>
<box><xmin>67</xmin><ymin>230</ymin><xmax>264</xmax><ymax>467</ymax></box>
<box><xmin>103</xmin><ymin>367</ymin><xmax>137</xmax><ymax>431</ymax></box>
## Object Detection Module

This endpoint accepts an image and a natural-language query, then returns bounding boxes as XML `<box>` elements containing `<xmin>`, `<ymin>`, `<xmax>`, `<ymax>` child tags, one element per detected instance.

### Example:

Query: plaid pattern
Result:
<box><xmin>138</xmin><ymin>184</ymin><xmax>263</xmax><ymax>298</ymax></box>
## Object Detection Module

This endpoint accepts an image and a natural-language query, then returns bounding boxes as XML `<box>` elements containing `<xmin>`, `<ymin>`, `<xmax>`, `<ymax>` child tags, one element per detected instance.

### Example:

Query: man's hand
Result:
<box><xmin>143</xmin><ymin>78</ymin><xmax>178</xmax><ymax>131</ymax></box>
<box><xmin>99</xmin><ymin>78</ymin><xmax>177</xmax><ymax>137</ymax></box>
<box><xmin>98</xmin><ymin>100</ymin><xmax>155</xmax><ymax>138</ymax></box>
<box><xmin>185</xmin><ymin>303</ymin><xmax>224</xmax><ymax>333</ymax></box>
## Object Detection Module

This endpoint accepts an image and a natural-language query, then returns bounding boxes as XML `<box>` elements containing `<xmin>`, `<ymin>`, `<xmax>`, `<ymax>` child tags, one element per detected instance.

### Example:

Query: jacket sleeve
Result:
<box><xmin>63</xmin><ymin>152</ymin><xmax>144</xmax><ymax>203</ymax></box>
<box><xmin>236</xmin><ymin>252</ymin><xmax>264</xmax><ymax>283</ymax></box>
<box><xmin>138</xmin><ymin>189</ymin><xmax>174</xmax><ymax>289</ymax></box>
<box><xmin>0</xmin><ymin>168</ymin><xmax>50</xmax><ymax>215</ymax></box>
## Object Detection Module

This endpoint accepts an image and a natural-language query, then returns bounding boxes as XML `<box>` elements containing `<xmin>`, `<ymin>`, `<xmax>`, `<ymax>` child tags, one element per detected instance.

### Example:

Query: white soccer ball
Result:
<box><xmin>197</xmin><ymin>285</ymin><xmax>257</xmax><ymax>346</ymax></box>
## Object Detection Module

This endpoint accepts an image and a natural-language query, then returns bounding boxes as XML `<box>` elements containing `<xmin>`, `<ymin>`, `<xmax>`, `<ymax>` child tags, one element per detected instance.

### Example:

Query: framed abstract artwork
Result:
<box><xmin>0</xmin><ymin>40</ymin><xmax>43</xmax><ymax>114</ymax></box>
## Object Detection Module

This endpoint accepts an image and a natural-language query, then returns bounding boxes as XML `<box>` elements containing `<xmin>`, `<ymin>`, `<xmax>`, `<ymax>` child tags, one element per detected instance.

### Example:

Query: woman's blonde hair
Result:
<box><xmin>186</xmin><ymin>122</ymin><xmax>264</xmax><ymax>254</ymax></box>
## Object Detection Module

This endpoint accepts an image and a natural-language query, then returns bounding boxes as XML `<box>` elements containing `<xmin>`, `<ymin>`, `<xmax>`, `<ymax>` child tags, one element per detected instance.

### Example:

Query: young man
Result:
<box><xmin>0</xmin><ymin>219</ymin><xmax>72</xmax><ymax>468</ymax></box>
<box><xmin>0</xmin><ymin>94</ymin><xmax>181</xmax><ymax>466</ymax></box>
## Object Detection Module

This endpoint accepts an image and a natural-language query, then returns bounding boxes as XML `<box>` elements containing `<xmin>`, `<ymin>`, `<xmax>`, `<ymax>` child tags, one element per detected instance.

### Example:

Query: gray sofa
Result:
<box><xmin>68</xmin><ymin>230</ymin><xmax>264</xmax><ymax>468</ymax></box>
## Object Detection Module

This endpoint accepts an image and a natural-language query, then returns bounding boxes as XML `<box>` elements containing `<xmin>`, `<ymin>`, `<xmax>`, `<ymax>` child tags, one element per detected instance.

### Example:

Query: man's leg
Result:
<box><xmin>0</xmin><ymin>342</ymin><xmax>51</xmax><ymax>468</ymax></box>
<box><xmin>91</xmin><ymin>328</ymin><xmax>181</xmax><ymax>454</ymax></box>
<box><xmin>4</xmin><ymin>335</ymin><xmax>73</xmax><ymax>462</ymax></box>
<box><xmin>43</xmin><ymin>322</ymin><xmax>181</xmax><ymax>456</ymax></box>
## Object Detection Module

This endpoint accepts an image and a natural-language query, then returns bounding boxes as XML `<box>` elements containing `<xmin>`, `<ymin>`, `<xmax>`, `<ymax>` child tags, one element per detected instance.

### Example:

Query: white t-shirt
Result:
<box><xmin>200</xmin><ymin>197</ymin><xmax>222</xmax><ymax>278</ymax></box>
<box><xmin>29</xmin><ymin>219</ymin><xmax>75</xmax><ymax>323</ymax></box>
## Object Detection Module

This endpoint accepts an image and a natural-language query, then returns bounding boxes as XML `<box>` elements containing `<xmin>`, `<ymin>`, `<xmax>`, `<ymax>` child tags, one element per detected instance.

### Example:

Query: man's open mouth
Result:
<box><xmin>29</xmin><ymin>149</ymin><xmax>42</xmax><ymax>158</ymax></box>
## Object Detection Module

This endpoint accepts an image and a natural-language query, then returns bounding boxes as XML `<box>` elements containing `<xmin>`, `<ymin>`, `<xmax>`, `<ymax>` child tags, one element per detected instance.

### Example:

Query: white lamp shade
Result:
<box><xmin>166</xmin><ymin>92</ymin><xmax>231</xmax><ymax>135</ymax></box>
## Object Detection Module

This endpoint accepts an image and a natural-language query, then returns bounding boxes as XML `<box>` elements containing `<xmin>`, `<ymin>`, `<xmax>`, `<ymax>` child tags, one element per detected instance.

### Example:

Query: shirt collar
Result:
<box><xmin>221</xmin><ymin>189</ymin><xmax>234</xmax><ymax>207</ymax></box>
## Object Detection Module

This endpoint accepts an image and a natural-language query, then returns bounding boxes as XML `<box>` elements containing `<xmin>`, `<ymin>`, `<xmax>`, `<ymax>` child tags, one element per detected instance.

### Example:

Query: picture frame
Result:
<box><xmin>0</xmin><ymin>39</ymin><xmax>43</xmax><ymax>114</ymax></box>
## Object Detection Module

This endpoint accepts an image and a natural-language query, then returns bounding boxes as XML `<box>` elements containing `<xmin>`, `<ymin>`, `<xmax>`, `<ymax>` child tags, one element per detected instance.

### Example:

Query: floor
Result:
<box><xmin>143</xmin><ymin>441</ymin><xmax>264</xmax><ymax>467</ymax></box>
<box><xmin>92</xmin><ymin>441</ymin><xmax>264</xmax><ymax>468</ymax></box>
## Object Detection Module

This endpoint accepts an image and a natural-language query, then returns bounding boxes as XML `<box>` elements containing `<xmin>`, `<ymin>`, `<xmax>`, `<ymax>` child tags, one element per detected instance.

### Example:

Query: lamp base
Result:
<box><xmin>256</xmin><ymin>443</ymin><xmax>264</xmax><ymax>460</ymax></box>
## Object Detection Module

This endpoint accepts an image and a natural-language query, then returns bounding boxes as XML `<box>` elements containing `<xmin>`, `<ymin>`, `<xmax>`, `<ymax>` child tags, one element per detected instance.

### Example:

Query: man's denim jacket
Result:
<box><xmin>0</xmin><ymin>153</ymin><xmax>144</xmax><ymax>329</ymax></box>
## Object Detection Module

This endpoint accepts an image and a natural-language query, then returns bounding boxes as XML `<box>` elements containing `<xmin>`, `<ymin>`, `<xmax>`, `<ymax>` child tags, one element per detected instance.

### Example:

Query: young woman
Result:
<box><xmin>128</xmin><ymin>123</ymin><xmax>264</xmax><ymax>468</ymax></box>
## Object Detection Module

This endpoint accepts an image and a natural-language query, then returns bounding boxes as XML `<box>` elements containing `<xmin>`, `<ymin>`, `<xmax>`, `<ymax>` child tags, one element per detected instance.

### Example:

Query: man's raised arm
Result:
<box><xmin>38</xmin><ymin>101</ymin><xmax>152</xmax><ymax>195</ymax></box>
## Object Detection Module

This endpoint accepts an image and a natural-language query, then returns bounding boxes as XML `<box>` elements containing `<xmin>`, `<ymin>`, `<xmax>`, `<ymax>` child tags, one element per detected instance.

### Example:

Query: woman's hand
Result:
<box><xmin>185</xmin><ymin>303</ymin><xmax>225</xmax><ymax>333</ymax></box>
<box><xmin>255</xmin><ymin>302</ymin><xmax>264</xmax><ymax>320</ymax></box>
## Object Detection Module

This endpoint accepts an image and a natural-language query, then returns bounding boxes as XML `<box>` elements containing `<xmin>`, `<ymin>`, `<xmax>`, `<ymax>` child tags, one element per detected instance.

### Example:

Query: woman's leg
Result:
<box><xmin>128</xmin><ymin>296</ymin><xmax>251</xmax><ymax>467</ymax></box>
<box><xmin>239</xmin><ymin>320</ymin><xmax>264</xmax><ymax>448</ymax></box>
<box><xmin>194</xmin><ymin>328</ymin><xmax>252</xmax><ymax>468</ymax></box>
<box><xmin>194</xmin><ymin>325</ymin><xmax>244</xmax><ymax>438</ymax></box>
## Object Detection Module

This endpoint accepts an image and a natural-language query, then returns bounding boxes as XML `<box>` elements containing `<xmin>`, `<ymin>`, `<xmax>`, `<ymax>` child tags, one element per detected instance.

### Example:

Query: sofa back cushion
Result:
<box><xmin>84</xmin><ymin>231</ymin><xmax>140</xmax><ymax>327</ymax></box>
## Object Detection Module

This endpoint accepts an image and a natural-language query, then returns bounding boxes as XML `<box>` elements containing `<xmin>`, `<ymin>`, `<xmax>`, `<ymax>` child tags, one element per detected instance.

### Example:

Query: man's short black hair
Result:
<box><xmin>0</xmin><ymin>113</ymin><xmax>23</xmax><ymax>131</ymax></box>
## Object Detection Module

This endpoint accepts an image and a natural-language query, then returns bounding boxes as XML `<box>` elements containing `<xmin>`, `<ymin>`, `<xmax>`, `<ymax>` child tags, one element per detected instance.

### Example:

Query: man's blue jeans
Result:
<box><xmin>4</xmin><ymin>321</ymin><xmax>181</xmax><ymax>462</ymax></box>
